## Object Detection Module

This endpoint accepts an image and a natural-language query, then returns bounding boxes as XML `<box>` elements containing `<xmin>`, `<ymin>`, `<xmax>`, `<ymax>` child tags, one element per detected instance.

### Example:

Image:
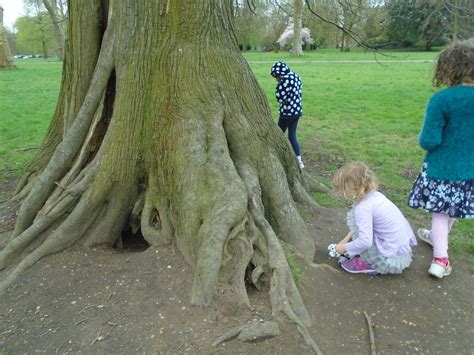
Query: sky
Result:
<box><xmin>0</xmin><ymin>0</ymin><xmax>25</xmax><ymax>30</ymax></box>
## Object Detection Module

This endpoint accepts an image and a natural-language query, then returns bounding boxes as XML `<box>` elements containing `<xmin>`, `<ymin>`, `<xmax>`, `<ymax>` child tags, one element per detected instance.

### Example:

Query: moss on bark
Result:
<box><xmin>2</xmin><ymin>1</ymin><xmax>325</xmax><ymax>352</ymax></box>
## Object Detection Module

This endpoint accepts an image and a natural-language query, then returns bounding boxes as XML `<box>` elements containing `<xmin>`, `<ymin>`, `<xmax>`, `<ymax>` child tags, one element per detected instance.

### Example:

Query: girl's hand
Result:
<box><xmin>336</xmin><ymin>243</ymin><xmax>346</xmax><ymax>254</ymax></box>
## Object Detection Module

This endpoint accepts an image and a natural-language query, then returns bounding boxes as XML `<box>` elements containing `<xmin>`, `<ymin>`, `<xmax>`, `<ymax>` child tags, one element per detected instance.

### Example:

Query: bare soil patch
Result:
<box><xmin>1</xmin><ymin>170</ymin><xmax>473</xmax><ymax>354</ymax></box>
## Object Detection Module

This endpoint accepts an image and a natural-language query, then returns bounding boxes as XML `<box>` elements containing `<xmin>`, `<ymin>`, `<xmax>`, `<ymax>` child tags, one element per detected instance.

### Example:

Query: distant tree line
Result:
<box><xmin>6</xmin><ymin>0</ymin><xmax>66</xmax><ymax>58</ymax></box>
<box><xmin>5</xmin><ymin>0</ymin><xmax>474</xmax><ymax>57</ymax></box>
<box><xmin>234</xmin><ymin>0</ymin><xmax>474</xmax><ymax>52</ymax></box>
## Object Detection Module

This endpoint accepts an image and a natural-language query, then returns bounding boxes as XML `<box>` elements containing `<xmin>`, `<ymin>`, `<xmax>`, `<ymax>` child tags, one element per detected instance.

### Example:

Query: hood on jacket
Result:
<box><xmin>270</xmin><ymin>61</ymin><xmax>291</xmax><ymax>77</ymax></box>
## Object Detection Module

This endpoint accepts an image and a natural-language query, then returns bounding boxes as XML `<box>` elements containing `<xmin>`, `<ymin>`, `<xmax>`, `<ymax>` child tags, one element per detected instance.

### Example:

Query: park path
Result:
<box><xmin>247</xmin><ymin>59</ymin><xmax>435</xmax><ymax>64</ymax></box>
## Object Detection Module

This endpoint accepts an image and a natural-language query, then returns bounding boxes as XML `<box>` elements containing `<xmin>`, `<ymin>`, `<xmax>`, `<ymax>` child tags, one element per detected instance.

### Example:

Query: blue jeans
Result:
<box><xmin>278</xmin><ymin>115</ymin><xmax>301</xmax><ymax>156</ymax></box>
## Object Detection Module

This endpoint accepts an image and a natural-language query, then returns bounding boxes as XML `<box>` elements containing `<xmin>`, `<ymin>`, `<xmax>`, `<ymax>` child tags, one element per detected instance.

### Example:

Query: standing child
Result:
<box><xmin>328</xmin><ymin>162</ymin><xmax>417</xmax><ymax>275</ymax></box>
<box><xmin>270</xmin><ymin>61</ymin><xmax>304</xmax><ymax>169</ymax></box>
<box><xmin>408</xmin><ymin>39</ymin><xmax>474</xmax><ymax>279</ymax></box>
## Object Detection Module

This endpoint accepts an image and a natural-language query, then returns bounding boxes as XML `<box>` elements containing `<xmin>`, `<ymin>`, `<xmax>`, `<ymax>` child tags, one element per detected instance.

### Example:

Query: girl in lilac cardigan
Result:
<box><xmin>328</xmin><ymin>162</ymin><xmax>417</xmax><ymax>275</ymax></box>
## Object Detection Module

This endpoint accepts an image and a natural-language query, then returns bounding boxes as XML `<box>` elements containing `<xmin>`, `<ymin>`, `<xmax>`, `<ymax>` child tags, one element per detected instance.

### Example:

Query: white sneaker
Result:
<box><xmin>417</xmin><ymin>228</ymin><xmax>433</xmax><ymax>247</ymax></box>
<box><xmin>428</xmin><ymin>260</ymin><xmax>452</xmax><ymax>279</ymax></box>
<box><xmin>298</xmin><ymin>160</ymin><xmax>305</xmax><ymax>169</ymax></box>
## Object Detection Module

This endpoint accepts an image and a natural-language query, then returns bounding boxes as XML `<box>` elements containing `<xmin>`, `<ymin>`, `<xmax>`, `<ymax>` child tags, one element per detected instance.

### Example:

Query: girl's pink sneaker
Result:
<box><xmin>428</xmin><ymin>258</ymin><xmax>452</xmax><ymax>279</ymax></box>
<box><xmin>341</xmin><ymin>257</ymin><xmax>378</xmax><ymax>275</ymax></box>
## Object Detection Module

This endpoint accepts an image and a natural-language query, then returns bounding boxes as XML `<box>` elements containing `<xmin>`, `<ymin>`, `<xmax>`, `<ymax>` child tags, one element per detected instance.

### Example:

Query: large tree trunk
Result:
<box><xmin>1</xmin><ymin>1</ymin><xmax>323</xmax><ymax>351</ymax></box>
<box><xmin>292</xmin><ymin>0</ymin><xmax>304</xmax><ymax>56</ymax></box>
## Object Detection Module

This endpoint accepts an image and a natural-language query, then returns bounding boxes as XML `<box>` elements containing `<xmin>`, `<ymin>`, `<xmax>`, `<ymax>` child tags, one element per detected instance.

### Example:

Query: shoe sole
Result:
<box><xmin>428</xmin><ymin>266</ymin><xmax>452</xmax><ymax>279</ymax></box>
<box><xmin>341</xmin><ymin>265</ymin><xmax>378</xmax><ymax>275</ymax></box>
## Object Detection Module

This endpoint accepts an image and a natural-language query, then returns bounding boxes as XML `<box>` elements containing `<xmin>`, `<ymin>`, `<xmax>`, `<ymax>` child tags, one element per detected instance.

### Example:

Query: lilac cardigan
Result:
<box><xmin>345</xmin><ymin>191</ymin><xmax>417</xmax><ymax>257</ymax></box>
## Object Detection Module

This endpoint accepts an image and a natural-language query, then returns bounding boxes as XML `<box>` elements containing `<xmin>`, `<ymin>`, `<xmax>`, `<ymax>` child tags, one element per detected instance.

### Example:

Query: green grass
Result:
<box><xmin>244</xmin><ymin>49</ymin><xmax>473</xmax><ymax>262</ymax></box>
<box><xmin>282</xmin><ymin>242</ymin><xmax>303</xmax><ymax>287</ymax></box>
<box><xmin>0</xmin><ymin>60</ymin><xmax>62</xmax><ymax>178</ymax></box>
<box><xmin>0</xmin><ymin>51</ymin><xmax>472</xmax><ymax>262</ymax></box>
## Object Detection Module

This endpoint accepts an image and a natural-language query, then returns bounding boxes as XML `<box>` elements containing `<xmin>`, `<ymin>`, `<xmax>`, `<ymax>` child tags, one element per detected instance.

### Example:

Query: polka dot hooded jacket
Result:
<box><xmin>270</xmin><ymin>61</ymin><xmax>302</xmax><ymax>118</ymax></box>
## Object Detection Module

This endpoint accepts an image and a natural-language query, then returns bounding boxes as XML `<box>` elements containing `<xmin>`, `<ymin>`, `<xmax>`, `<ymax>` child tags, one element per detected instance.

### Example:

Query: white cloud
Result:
<box><xmin>0</xmin><ymin>0</ymin><xmax>25</xmax><ymax>30</ymax></box>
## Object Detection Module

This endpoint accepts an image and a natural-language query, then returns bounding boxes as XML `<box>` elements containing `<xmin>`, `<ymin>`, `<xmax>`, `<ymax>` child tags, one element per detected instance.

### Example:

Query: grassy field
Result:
<box><xmin>244</xmin><ymin>49</ymin><xmax>472</xmax><ymax>260</ymax></box>
<box><xmin>0</xmin><ymin>60</ymin><xmax>62</xmax><ymax>177</ymax></box>
<box><xmin>0</xmin><ymin>51</ymin><xmax>472</xmax><ymax>261</ymax></box>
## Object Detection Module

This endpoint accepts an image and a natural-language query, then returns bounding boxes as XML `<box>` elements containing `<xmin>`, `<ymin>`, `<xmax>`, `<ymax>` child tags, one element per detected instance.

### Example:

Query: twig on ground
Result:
<box><xmin>363</xmin><ymin>311</ymin><xmax>377</xmax><ymax>355</ymax></box>
<box><xmin>77</xmin><ymin>305</ymin><xmax>96</xmax><ymax>314</ymax></box>
<box><xmin>90</xmin><ymin>325</ymin><xmax>116</xmax><ymax>346</ymax></box>
<box><xmin>40</xmin><ymin>327</ymin><xmax>57</xmax><ymax>336</ymax></box>
<box><xmin>15</xmin><ymin>147</ymin><xmax>38</xmax><ymax>152</ymax></box>
<box><xmin>75</xmin><ymin>318</ymin><xmax>87</xmax><ymax>326</ymax></box>
<box><xmin>105</xmin><ymin>292</ymin><xmax>114</xmax><ymax>303</ymax></box>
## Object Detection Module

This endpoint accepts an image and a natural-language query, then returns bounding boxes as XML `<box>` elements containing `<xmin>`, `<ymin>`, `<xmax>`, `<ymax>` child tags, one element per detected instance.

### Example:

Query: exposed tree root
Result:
<box><xmin>303</xmin><ymin>171</ymin><xmax>331</xmax><ymax>193</ymax></box>
<box><xmin>1</xmin><ymin>3</ymin><xmax>335</xmax><ymax>353</ymax></box>
<box><xmin>13</xmin><ymin>25</ymin><xmax>115</xmax><ymax>236</ymax></box>
<box><xmin>0</xmin><ymin>197</ymin><xmax>103</xmax><ymax>295</ymax></box>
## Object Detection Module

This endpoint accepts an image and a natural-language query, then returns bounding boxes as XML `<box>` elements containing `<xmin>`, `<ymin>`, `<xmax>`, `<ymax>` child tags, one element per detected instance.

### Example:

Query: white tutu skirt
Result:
<box><xmin>347</xmin><ymin>207</ymin><xmax>413</xmax><ymax>274</ymax></box>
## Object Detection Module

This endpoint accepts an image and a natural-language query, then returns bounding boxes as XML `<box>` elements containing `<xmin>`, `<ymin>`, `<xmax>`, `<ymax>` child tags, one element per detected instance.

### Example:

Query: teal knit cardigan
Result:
<box><xmin>419</xmin><ymin>85</ymin><xmax>474</xmax><ymax>181</ymax></box>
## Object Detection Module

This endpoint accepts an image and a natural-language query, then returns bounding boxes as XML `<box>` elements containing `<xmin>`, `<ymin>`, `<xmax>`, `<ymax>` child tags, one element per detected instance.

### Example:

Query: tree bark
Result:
<box><xmin>292</xmin><ymin>0</ymin><xmax>304</xmax><ymax>56</ymax></box>
<box><xmin>2</xmin><ymin>1</ymin><xmax>322</xmax><ymax>349</ymax></box>
<box><xmin>0</xmin><ymin>7</ymin><xmax>15</xmax><ymax>68</ymax></box>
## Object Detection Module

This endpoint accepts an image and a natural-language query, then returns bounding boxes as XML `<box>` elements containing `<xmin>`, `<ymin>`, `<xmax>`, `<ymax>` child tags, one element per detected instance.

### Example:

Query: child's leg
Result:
<box><xmin>287</xmin><ymin>117</ymin><xmax>301</xmax><ymax>156</ymax></box>
<box><xmin>278</xmin><ymin>116</ymin><xmax>289</xmax><ymax>133</ymax></box>
<box><xmin>431</xmin><ymin>213</ymin><xmax>452</xmax><ymax>258</ymax></box>
<box><xmin>448</xmin><ymin>217</ymin><xmax>455</xmax><ymax>232</ymax></box>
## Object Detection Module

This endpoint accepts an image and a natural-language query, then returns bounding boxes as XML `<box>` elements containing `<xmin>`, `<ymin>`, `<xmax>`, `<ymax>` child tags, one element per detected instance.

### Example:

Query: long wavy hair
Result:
<box><xmin>332</xmin><ymin>161</ymin><xmax>378</xmax><ymax>201</ymax></box>
<box><xmin>434</xmin><ymin>38</ymin><xmax>474</xmax><ymax>87</ymax></box>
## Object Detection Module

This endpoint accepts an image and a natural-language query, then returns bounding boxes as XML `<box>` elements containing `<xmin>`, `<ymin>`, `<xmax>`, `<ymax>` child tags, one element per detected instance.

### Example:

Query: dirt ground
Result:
<box><xmin>0</xmin><ymin>172</ymin><xmax>473</xmax><ymax>355</ymax></box>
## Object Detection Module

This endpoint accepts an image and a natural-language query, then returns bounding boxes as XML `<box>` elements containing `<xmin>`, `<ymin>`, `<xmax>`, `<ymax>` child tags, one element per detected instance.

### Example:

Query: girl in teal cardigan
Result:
<box><xmin>408</xmin><ymin>39</ymin><xmax>474</xmax><ymax>279</ymax></box>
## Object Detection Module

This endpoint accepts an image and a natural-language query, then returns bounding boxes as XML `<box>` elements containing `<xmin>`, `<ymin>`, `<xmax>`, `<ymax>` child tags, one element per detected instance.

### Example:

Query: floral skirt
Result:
<box><xmin>408</xmin><ymin>163</ymin><xmax>474</xmax><ymax>219</ymax></box>
<box><xmin>347</xmin><ymin>208</ymin><xmax>413</xmax><ymax>274</ymax></box>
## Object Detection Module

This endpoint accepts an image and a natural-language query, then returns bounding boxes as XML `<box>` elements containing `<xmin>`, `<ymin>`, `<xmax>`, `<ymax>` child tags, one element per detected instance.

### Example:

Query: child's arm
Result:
<box><xmin>335</xmin><ymin>232</ymin><xmax>352</xmax><ymax>254</ymax></box>
<box><xmin>419</xmin><ymin>95</ymin><xmax>445</xmax><ymax>151</ymax></box>
<box><xmin>343</xmin><ymin>204</ymin><xmax>374</xmax><ymax>256</ymax></box>
<box><xmin>339</xmin><ymin>232</ymin><xmax>352</xmax><ymax>244</ymax></box>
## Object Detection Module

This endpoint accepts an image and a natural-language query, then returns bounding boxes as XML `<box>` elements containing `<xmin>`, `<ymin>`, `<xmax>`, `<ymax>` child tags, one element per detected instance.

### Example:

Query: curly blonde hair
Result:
<box><xmin>434</xmin><ymin>38</ymin><xmax>474</xmax><ymax>87</ymax></box>
<box><xmin>332</xmin><ymin>161</ymin><xmax>378</xmax><ymax>201</ymax></box>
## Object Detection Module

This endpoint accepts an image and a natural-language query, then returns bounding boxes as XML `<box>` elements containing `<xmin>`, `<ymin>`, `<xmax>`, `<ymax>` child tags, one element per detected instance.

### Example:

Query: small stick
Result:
<box><xmin>40</xmin><ymin>328</ymin><xmax>57</xmax><ymax>336</ymax></box>
<box><xmin>77</xmin><ymin>305</ymin><xmax>95</xmax><ymax>314</ymax></box>
<box><xmin>105</xmin><ymin>292</ymin><xmax>114</xmax><ymax>303</ymax></box>
<box><xmin>363</xmin><ymin>311</ymin><xmax>376</xmax><ymax>355</ymax></box>
<box><xmin>15</xmin><ymin>146</ymin><xmax>38</xmax><ymax>152</ymax></box>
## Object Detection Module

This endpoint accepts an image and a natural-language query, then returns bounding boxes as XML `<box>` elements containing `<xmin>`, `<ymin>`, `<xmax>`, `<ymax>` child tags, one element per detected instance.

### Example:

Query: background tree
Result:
<box><xmin>277</xmin><ymin>23</ymin><xmax>314</xmax><ymax>50</ymax></box>
<box><xmin>262</xmin><ymin>3</ymin><xmax>289</xmax><ymax>50</ymax></box>
<box><xmin>292</xmin><ymin>0</ymin><xmax>304</xmax><ymax>55</ymax></box>
<box><xmin>40</xmin><ymin>0</ymin><xmax>66</xmax><ymax>58</ymax></box>
<box><xmin>441</xmin><ymin>0</ymin><xmax>474</xmax><ymax>43</ymax></box>
<box><xmin>234</xmin><ymin>0</ymin><xmax>269</xmax><ymax>50</ymax></box>
<box><xmin>23</xmin><ymin>0</ymin><xmax>66</xmax><ymax>57</ymax></box>
<box><xmin>0</xmin><ymin>6</ymin><xmax>15</xmax><ymax>67</ymax></box>
<box><xmin>304</xmin><ymin>0</ymin><xmax>341</xmax><ymax>48</ymax></box>
<box><xmin>15</xmin><ymin>14</ymin><xmax>56</xmax><ymax>57</ymax></box>
<box><xmin>0</xmin><ymin>0</ymin><xmax>325</xmax><ymax>350</ymax></box>
<box><xmin>385</xmin><ymin>0</ymin><xmax>447</xmax><ymax>50</ymax></box>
